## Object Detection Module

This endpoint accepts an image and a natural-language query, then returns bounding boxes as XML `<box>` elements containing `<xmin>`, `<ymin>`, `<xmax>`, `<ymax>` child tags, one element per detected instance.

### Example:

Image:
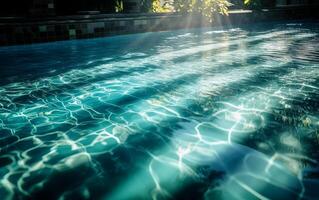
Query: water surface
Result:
<box><xmin>0</xmin><ymin>21</ymin><xmax>319</xmax><ymax>200</ymax></box>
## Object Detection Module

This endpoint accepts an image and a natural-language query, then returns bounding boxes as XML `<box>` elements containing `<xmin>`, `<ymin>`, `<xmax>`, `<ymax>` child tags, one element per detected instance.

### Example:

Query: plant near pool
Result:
<box><xmin>115</xmin><ymin>0</ymin><xmax>124</xmax><ymax>13</ymax></box>
<box><xmin>152</xmin><ymin>0</ymin><xmax>232</xmax><ymax>21</ymax></box>
<box><xmin>244</xmin><ymin>0</ymin><xmax>262</xmax><ymax>9</ymax></box>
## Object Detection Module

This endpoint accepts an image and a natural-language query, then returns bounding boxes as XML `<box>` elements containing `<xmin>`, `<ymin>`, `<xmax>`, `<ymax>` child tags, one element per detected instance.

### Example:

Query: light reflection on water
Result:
<box><xmin>0</xmin><ymin>21</ymin><xmax>319</xmax><ymax>200</ymax></box>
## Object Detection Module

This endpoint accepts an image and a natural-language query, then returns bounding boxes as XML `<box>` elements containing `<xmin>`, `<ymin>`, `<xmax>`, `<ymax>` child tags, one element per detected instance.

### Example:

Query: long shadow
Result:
<box><xmin>0</xmin><ymin>73</ymin><xmax>201</xmax><ymax>154</ymax></box>
<box><xmin>4</xmin><ymin>23</ymin><xmax>319</xmax><ymax>199</ymax></box>
<box><xmin>73</xmin><ymin>73</ymin><xmax>201</xmax><ymax>128</ymax></box>
<box><xmin>0</xmin><ymin>47</ymin><xmax>304</xmax><ymax>150</ymax></box>
<box><xmin>26</xmin><ymin>56</ymin><xmax>319</xmax><ymax>199</ymax></box>
<box><xmin>5</xmin><ymin>36</ymin><xmax>275</xmax><ymax>110</ymax></box>
<box><xmin>0</xmin><ymin>23</ymin><xmax>284</xmax><ymax>87</ymax></box>
<box><xmin>1</xmin><ymin>25</ymin><xmax>192</xmax><ymax>86</ymax></box>
<box><xmin>24</xmin><ymin>57</ymin><xmax>318</xmax><ymax>200</ymax></box>
<box><xmin>4</xmin><ymin>25</ymin><xmax>307</xmax><ymax>108</ymax></box>
<box><xmin>72</xmin><ymin>51</ymin><xmax>292</xmax><ymax>132</ymax></box>
<box><xmin>89</xmin><ymin>58</ymin><xmax>313</xmax><ymax>194</ymax></box>
<box><xmin>2</xmin><ymin>50</ymin><xmax>254</xmax><ymax>110</ymax></box>
<box><xmin>27</xmin><ymin>110</ymin><xmax>189</xmax><ymax>200</ymax></box>
<box><xmin>0</xmin><ymin>50</ymin><xmax>152</xmax><ymax>86</ymax></box>
<box><xmin>0</xmin><ymin>29</ymin><xmax>213</xmax><ymax>86</ymax></box>
<box><xmin>0</xmin><ymin>53</ymin><xmax>299</xmax><ymax>152</ymax></box>
<box><xmin>6</xmin><ymin>27</ymin><xmax>319</xmax><ymax>199</ymax></box>
<box><xmin>16</xmin><ymin>74</ymin><xmax>200</xmax><ymax>199</ymax></box>
<box><xmin>32</xmin><ymin>58</ymin><xmax>308</xmax><ymax>197</ymax></box>
<box><xmin>8</xmin><ymin>63</ymin><xmax>160</xmax><ymax>106</ymax></box>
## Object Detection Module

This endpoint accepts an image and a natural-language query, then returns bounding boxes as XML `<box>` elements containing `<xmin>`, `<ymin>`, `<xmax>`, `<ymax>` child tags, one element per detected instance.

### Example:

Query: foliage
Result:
<box><xmin>152</xmin><ymin>0</ymin><xmax>231</xmax><ymax>21</ymax></box>
<box><xmin>115</xmin><ymin>0</ymin><xmax>124</xmax><ymax>13</ymax></box>
<box><xmin>243</xmin><ymin>0</ymin><xmax>262</xmax><ymax>10</ymax></box>
<box><xmin>152</xmin><ymin>0</ymin><xmax>173</xmax><ymax>13</ymax></box>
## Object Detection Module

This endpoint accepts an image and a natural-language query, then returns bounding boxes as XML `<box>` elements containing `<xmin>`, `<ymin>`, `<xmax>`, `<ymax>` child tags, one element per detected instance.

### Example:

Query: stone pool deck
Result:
<box><xmin>0</xmin><ymin>5</ymin><xmax>318</xmax><ymax>46</ymax></box>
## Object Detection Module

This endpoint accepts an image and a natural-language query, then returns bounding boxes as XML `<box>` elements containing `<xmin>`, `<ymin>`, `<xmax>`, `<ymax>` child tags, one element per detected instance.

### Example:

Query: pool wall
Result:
<box><xmin>0</xmin><ymin>5</ymin><xmax>318</xmax><ymax>46</ymax></box>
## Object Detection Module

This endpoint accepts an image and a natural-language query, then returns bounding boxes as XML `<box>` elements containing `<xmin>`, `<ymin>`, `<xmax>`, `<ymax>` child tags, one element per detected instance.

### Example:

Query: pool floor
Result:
<box><xmin>0</xmin><ymin>21</ymin><xmax>319</xmax><ymax>199</ymax></box>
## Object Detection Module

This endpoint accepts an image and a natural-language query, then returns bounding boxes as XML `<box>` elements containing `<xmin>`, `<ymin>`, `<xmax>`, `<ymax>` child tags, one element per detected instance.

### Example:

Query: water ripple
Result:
<box><xmin>0</xmin><ymin>22</ymin><xmax>319</xmax><ymax>200</ymax></box>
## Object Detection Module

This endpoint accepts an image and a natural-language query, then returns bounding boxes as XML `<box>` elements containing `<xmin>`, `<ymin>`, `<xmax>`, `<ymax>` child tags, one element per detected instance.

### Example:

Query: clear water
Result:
<box><xmin>0</xmin><ymin>21</ymin><xmax>319</xmax><ymax>200</ymax></box>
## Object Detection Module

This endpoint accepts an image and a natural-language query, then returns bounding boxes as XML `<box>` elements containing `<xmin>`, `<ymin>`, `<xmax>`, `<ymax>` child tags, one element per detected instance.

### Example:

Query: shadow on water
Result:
<box><xmin>0</xmin><ymin>28</ymin><xmax>194</xmax><ymax>86</ymax></box>
<box><xmin>0</xmin><ymin>36</ymin><xmax>164</xmax><ymax>86</ymax></box>
<box><xmin>2</xmin><ymin>39</ymin><xmax>279</xmax><ymax>110</ymax></box>
<box><xmin>28</xmin><ymin>59</ymin><xmax>316</xmax><ymax>199</ymax></box>
<box><xmin>0</xmin><ymin>22</ymin><xmax>273</xmax><ymax>86</ymax></box>
<box><xmin>8</xmin><ymin>63</ymin><xmax>160</xmax><ymax>106</ymax></box>
<box><xmin>97</xmin><ymin>59</ymin><xmax>319</xmax><ymax>198</ymax></box>
<box><xmin>3</xmin><ymin>23</ymin><xmax>312</xmax><ymax>108</ymax></box>
<box><xmin>23</xmin><ymin>70</ymin><xmax>319</xmax><ymax>200</ymax></box>
<box><xmin>1</xmin><ymin>21</ymin><xmax>319</xmax><ymax>200</ymax></box>
<box><xmin>0</xmin><ymin>73</ymin><xmax>200</xmax><ymax>152</ymax></box>
<box><xmin>73</xmin><ymin>73</ymin><xmax>201</xmax><ymax>129</ymax></box>
<box><xmin>0</xmin><ymin>51</ymin><xmax>150</xmax><ymax>85</ymax></box>
<box><xmin>0</xmin><ymin>54</ymin><xmax>305</xmax><ymax>156</ymax></box>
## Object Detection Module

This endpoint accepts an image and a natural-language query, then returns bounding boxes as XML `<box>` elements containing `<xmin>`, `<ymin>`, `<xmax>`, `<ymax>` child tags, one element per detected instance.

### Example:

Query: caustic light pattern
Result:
<box><xmin>0</xmin><ymin>22</ymin><xmax>319</xmax><ymax>200</ymax></box>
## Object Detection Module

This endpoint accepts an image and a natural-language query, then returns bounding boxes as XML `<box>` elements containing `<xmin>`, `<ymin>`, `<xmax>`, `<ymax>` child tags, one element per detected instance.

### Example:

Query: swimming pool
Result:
<box><xmin>0</xmin><ymin>21</ymin><xmax>319</xmax><ymax>200</ymax></box>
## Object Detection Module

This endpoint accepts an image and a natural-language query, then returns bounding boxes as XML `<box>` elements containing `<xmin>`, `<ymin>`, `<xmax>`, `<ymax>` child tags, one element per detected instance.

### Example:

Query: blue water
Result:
<box><xmin>0</xmin><ymin>21</ymin><xmax>319</xmax><ymax>200</ymax></box>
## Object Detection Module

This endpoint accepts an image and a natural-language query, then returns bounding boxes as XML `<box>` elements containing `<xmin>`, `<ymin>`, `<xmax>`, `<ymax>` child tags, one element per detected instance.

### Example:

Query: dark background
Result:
<box><xmin>0</xmin><ymin>0</ymin><xmax>316</xmax><ymax>17</ymax></box>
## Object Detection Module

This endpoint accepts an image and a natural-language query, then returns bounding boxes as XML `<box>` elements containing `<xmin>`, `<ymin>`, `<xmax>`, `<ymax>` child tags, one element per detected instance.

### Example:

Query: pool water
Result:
<box><xmin>0</xmin><ymin>21</ymin><xmax>319</xmax><ymax>200</ymax></box>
